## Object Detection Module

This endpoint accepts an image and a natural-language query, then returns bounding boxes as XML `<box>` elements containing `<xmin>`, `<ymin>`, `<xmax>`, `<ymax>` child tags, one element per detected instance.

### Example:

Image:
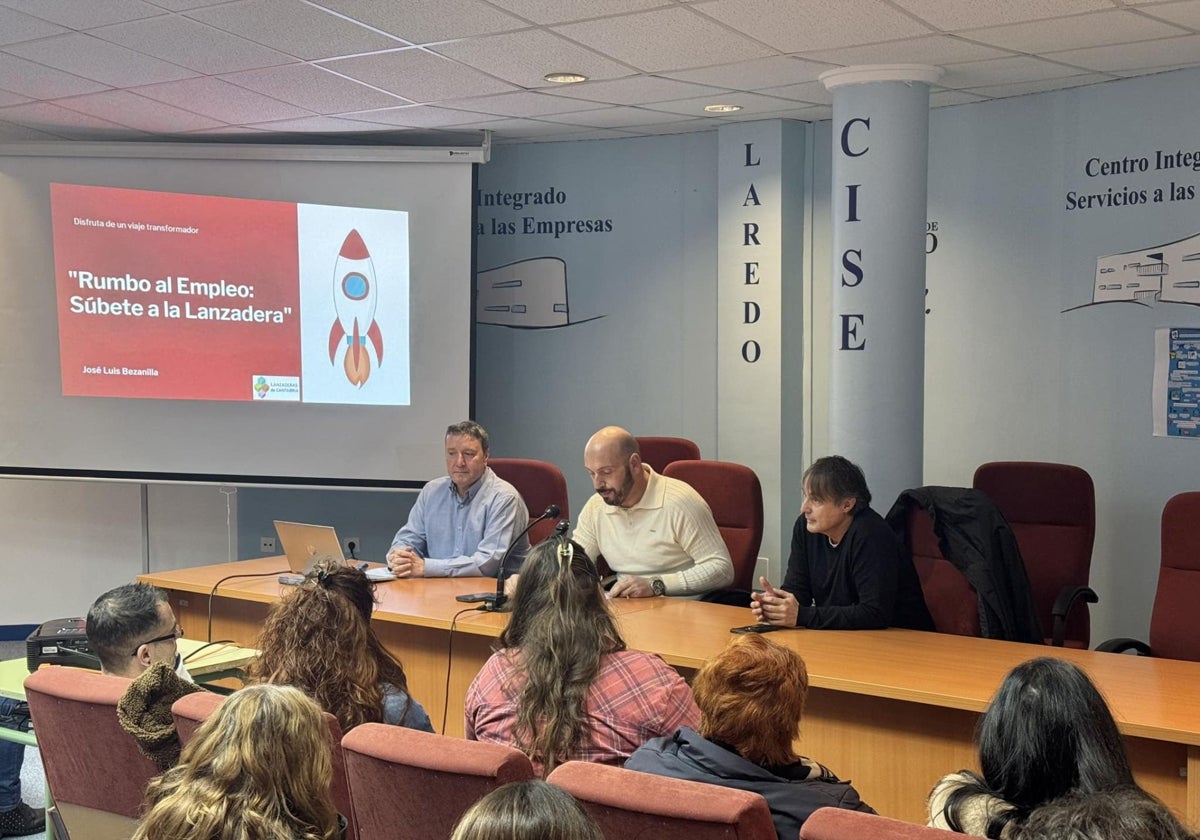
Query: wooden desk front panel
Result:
<box><xmin>143</xmin><ymin>562</ymin><xmax>1200</xmax><ymax>824</ymax></box>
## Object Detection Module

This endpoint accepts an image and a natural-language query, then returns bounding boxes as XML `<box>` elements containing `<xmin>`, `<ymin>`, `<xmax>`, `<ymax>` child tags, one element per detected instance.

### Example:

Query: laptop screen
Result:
<box><xmin>272</xmin><ymin>520</ymin><xmax>346</xmax><ymax>574</ymax></box>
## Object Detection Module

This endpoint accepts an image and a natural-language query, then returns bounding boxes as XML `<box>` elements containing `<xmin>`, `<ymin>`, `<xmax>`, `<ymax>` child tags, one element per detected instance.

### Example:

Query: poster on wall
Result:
<box><xmin>1152</xmin><ymin>327</ymin><xmax>1200</xmax><ymax>437</ymax></box>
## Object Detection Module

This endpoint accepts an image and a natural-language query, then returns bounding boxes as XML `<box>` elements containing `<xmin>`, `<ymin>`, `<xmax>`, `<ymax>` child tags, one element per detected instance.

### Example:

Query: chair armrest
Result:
<box><xmin>1095</xmin><ymin>637</ymin><xmax>1152</xmax><ymax>655</ymax></box>
<box><xmin>1050</xmin><ymin>586</ymin><xmax>1098</xmax><ymax>647</ymax></box>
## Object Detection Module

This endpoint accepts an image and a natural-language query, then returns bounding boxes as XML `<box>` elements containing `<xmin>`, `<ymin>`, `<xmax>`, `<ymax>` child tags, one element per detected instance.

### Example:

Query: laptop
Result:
<box><xmin>272</xmin><ymin>520</ymin><xmax>394</xmax><ymax>581</ymax></box>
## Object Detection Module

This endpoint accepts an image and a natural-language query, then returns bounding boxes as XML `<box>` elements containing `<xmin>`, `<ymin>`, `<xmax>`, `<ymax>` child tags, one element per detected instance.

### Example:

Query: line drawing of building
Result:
<box><xmin>1093</xmin><ymin>231</ymin><xmax>1200</xmax><ymax>306</ymax></box>
<box><xmin>477</xmin><ymin>257</ymin><xmax>593</xmax><ymax>329</ymax></box>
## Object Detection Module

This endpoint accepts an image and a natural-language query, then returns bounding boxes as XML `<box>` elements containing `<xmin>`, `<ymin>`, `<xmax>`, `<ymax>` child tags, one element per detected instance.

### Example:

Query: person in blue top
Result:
<box><xmin>247</xmin><ymin>561</ymin><xmax>433</xmax><ymax>733</ymax></box>
<box><xmin>388</xmin><ymin>421</ymin><xmax>530</xmax><ymax>578</ymax></box>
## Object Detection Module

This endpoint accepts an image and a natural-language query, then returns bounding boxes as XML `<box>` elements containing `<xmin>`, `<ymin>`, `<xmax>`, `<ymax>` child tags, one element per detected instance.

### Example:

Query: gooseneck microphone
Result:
<box><xmin>456</xmin><ymin>504</ymin><xmax>561</xmax><ymax>611</ymax></box>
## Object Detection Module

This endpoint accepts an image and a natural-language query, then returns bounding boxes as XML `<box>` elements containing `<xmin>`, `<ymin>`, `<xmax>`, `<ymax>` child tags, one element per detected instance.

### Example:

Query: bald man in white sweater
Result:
<box><xmin>574</xmin><ymin>426</ymin><xmax>733</xmax><ymax>598</ymax></box>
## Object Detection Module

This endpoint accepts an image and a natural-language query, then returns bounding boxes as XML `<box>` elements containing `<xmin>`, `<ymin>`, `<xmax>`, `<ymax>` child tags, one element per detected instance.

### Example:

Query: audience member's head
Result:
<box><xmin>86</xmin><ymin>582</ymin><xmax>180</xmax><ymax>678</ymax></box>
<box><xmin>247</xmin><ymin>560</ymin><xmax>413</xmax><ymax>731</ymax></box>
<box><xmin>498</xmin><ymin>538</ymin><xmax>625</xmax><ymax>773</ymax></box>
<box><xmin>801</xmin><ymin>455</ymin><xmax>871</xmax><ymax>514</ymax></box>
<box><xmin>132</xmin><ymin>684</ymin><xmax>340</xmax><ymax>840</ymax></box>
<box><xmin>940</xmin><ymin>657</ymin><xmax>1137</xmax><ymax>837</ymax></box>
<box><xmin>450</xmin><ymin>780</ymin><xmax>603</xmax><ymax>840</ymax></box>
<box><xmin>1011</xmin><ymin>788</ymin><xmax>1196</xmax><ymax>840</ymax></box>
<box><xmin>693</xmin><ymin>634</ymin><xmax>808</xmax><ymax>767</ymax></box>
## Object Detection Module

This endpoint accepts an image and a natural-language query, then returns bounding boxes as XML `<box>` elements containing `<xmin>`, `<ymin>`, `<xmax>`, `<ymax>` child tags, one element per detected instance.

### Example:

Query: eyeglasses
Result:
<box><xmin>129</xmin><ymin>623</ymin><xmax>183</xmax><ymax>656</ymax></box>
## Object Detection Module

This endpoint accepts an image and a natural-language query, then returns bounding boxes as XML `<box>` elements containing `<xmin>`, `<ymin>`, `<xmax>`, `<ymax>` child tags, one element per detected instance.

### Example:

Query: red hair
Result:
<box><xmin>693</xmin><ymin>634</ymin><xmax>808</xmax><ymax>766</ymax></box>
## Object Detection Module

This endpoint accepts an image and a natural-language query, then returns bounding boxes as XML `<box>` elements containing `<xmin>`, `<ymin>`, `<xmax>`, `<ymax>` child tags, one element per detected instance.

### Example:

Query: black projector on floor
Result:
<box><xmin>26</xmin><ymin>617</ymin><xmax>99</xmax><ymax>672</ymax></box>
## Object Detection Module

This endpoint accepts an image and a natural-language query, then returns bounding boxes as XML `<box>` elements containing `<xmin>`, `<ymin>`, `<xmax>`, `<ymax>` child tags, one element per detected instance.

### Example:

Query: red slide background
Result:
<box><xmin>52</xmin><ymin>183</ymin><xmax>300</xmax><ymax>401</ymax></box>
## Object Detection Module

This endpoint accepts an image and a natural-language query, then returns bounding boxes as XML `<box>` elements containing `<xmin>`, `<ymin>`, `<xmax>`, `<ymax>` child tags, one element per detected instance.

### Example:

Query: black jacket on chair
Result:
<box><xmin>885</xmin><ymin>487</ymin><xmax>1043</xmax><ymax>644</ymax></box>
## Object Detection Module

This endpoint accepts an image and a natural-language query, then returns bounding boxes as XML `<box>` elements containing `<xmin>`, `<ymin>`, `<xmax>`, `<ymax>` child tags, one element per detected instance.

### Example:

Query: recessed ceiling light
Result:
<box><xmin>544</xmin><ymin>72</ymin><xmax>588</xmax><ymax>84</ymax></box>
<box><xmin>704</xmin><ymin>103</ymin><xmax>743</xmax><ymax>113</ymax></box>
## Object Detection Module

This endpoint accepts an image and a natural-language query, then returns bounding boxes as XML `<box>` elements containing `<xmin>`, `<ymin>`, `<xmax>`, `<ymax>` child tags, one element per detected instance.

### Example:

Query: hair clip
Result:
<box><xmin>557</xmin><ymin>539</ymin><xmax>574</xmax><ymax>573</ymax></box>
<box><xmin>316</xmin><ymin>567</ymin><xmax>331</xmax><ymax>588</ymax></box>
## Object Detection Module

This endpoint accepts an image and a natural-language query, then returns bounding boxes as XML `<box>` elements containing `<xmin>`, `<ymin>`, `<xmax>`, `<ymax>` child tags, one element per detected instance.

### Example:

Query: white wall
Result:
<box><xmin>922</xmin><ymin>69</ymin><xmax>1200</xmax><ymax>642</ymax></box>
<box><xmin>0</xmin><ymin>479</ymin><xmax>233</xmax><ymax>624</ymax></box>
<box><xmin>474</xmin><ymin>132</ymin><xmax>722</xmax><ymax>525</ymax></box>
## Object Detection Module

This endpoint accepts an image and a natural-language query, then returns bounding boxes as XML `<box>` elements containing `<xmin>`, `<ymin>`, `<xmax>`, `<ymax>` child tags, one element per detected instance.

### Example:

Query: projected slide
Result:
<box><xmin>51</xmin><ymin>183</ymin><xmax>410</xmax><ymax>405</ymax></box>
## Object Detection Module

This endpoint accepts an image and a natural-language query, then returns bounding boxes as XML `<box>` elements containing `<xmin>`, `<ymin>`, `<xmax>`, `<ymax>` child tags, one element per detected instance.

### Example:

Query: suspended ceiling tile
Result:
<box><xmin>131</xmin><ymin>75</ymin><xmax>312</xmax><ymax>123</ymax></box>
<box><xmin>4</xmin><ymin>32</ymin><xmax>197</xmax><ymax>87</ymax></box>
<box><xmin>433</xmin><ymin>28</ymin><xmax>634</xmax><ymax>88</ymax></box>
<box><xmin>321</xmin><ymin>48</ymin><xmax>520</xmax><ymax>102</ymax></box>
<box><xmin>552</xmin><ymin>6</ymin><xmax>773</xmax><ymax>73</ymax></box>
<box><xmin>54</xmin><ymin>88</ymin><xmax>223</xmax><ymax>132</ymax></box>
<box><xmin>185</xmin><ymin>0</ymin><xmax>401</xmax><ymax>61</ymax></box>
<box><xmin>798</xmin><ymin>34</ymin><xmax>1014</xmax><ymax>67</ymax></box>
<box><xmin>958</xmin><ymin>9</ymin><xmax>1189</xmax><ymax>54</ymax></box>
<box><xmin>694</xmin><ymin>0</ymin><xmax>934</xmax><ymax>53</ymax></box>
<box><xmin>887</xmin><ymin>0</ymin><xmax>1112</xmax><ymax>31</ymax></box>
<box><xmin>1046</xmin><ymin>33</ymin><xmax>1200</xmax><ymax>72</ymax></box>
<box><xmin>542</xmin><ymin>75</ymin><xmax>729</xmax><ymax>106</ymax></box>
<box><xmin>664</xmin><ymin>56</ymin><xmax>832</xmax><ymax>89</ymax></box>
<box><xmin>0</xmin><ymin>0</ymin><xmax>165</xmax><ymax>28</ymax></box>
<box><xmin>0</xmin><ymin>5</ymin><xmax>67</xmax><ymax>45</ymax></box>
<box><xmin>314</xmin><ymin>0</ymin><xmax>529</xmax><ymax>43</ymax></box>
<box><xmin>221</xmin><ymin>63</ymin><xmax>409</xmax><ymax>112</ymax></box>
<box><xmin>91</xmin><ymin>14</ymin><xmax>294</xmax><ymax>75</ymax></box>
<box><xmin>484</xmin><ymin>0</ymin><xmax>665</xmax><ymax>26</ymax></box>
<box><xmin>0</xmin><ymin>51</ymin><xmax>110</xmax><ymax>99</ymax></box>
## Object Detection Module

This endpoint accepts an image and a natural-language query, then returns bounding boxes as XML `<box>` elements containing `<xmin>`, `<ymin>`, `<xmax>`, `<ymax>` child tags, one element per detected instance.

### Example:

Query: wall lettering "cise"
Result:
<box><xmin>839</xmin><ymin>117</ymin><xmax>868</xmax><ymax>351</ymax></box>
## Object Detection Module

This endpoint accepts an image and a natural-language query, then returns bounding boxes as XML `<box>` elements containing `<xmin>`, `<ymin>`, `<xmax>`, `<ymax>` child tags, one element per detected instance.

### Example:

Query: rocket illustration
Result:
<box><xmin>328</xmin><ymin>229</ymin><xmax>384</xmax><ymax>386</ymax></box>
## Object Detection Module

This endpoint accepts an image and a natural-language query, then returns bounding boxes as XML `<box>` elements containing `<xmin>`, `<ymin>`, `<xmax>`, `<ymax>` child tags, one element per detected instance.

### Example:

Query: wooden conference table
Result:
<box><xmin>140</xmin><ymin>558</ymin><xmax>1200</xmax><ymax>825</ymax></box>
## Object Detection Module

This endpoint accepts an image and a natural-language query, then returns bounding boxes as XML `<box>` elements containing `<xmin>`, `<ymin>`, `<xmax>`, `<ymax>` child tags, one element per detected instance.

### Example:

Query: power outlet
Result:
<box><xmin>343</xmin><ymin>536</ymin><xmax>360</xmax><ymax>558</ymax></box>
<box><xmin>260</xmin><ymin>536</ymin><xmax>276</xmax><ymax>554</ymax></box>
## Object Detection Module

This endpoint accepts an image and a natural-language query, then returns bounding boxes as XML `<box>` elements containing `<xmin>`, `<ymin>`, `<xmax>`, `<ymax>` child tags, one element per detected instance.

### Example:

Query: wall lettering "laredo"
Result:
<box><xmin>741</xmin><ymin>141</ymin><xmax>763</xmax><ymax>363</ymax></box>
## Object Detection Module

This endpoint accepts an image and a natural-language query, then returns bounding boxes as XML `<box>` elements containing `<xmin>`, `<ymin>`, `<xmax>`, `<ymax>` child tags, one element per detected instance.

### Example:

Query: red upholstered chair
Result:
<box><xmin>547</xmin><ymin>760</ymin><xmax>776</xmax><ymax>840</ymax></box>
<box><xmin>801</xmin><ymin>807</ymin><xmax>962</xmax><ymax>840</ymax></box>
<box><xmin>23</xmin><ymin>666</ymin><xmax>155</xmax><ymax>837</ymax></box>
<box><xmin>903</xmin><ymin>506</ymin><xmax>982</xmax><ymax>637</ymax></box>
<box><xmin>635</xmin><ymin>436</ymin><xmax>701</xmax><ymax>474</ymax></box>
<box><xmin>169</xmin><ymin>689</ymin><xmax>224</xmax><ymax>745</ymax></box>
<box><xmin>341</xmin><ymin>722</ymin><xmax>535</xmax><ymax>840</ymax></box>
<box><xmin>1098</xmin><ymin>492</ymin><xmax>1200</xmax><ymax>661</ymax></box>
<box><xmin>973</xmin><ymin>461</ymin><xmax>1098</xmax><ymax>647</ymax></box>
<box><xmin>487</xmin><ymin>457</ymin><xmax>569</xmax><ymax>545</ymax></box>
<box><xmin>171</xmin><ymin>691</ymin><xmax>356</xmax><ymax>839</ymax></box>
<box><xmin>663</xmin><ymin>459</ymin><xmax>764</xmax><ymax>591</ymax></box>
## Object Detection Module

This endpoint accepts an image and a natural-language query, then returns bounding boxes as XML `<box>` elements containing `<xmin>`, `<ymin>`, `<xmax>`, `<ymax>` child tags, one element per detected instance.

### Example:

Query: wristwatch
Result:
<box><xmin>651</xmin><ymin>578</ymin><xmax>666</xmax><ymax>597</ymax></box>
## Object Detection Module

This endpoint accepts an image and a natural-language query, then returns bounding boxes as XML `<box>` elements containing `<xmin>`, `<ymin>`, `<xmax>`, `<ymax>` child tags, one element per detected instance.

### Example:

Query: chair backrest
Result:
<box><xmin>547</xmin><ymin>761</ymin><xmax>776</xmax><ymax>840</ymax></box>
<box><xmin>341</xmin><ymin>722</ymin><xmax>535</xmax><ymax>840</ymax></box>
<box><xmin>1149</xmin><ymin>492</ymin><xmax>1200</xmax><ymax>661</ymax></box>
<box><xmin>973</xmin><ymin>461</ymin><xmax>1096</xmax><ymax>647</ymax></box>
<box><xmin>23</xmin><ymin>666</ymin><xmax>158</xmax><ymax>819</ymax></box>
<box><xmin>171</xmin><ymin>692</ymin><xmax>356</xmax><ymax>838</ymax></box>
<box><xmin>488</xmin><ymin>457</ymin><xmax>570</xmax><ymax>545</ymax></box>
<box><xmin>663</xmin><ymin>460</ymin><xmax>764</xmax><ymax>590</ymax></box>
<box><xmin>904</xmin><ymin>506</ymin><xmax>981</xmax><ymax>637</ymax></box>
<box><xmin>801</xmin><ymin>807</ymin><xmax>961</xmax><ymax>840</ymax></box>
<box><xmin>635</xmin><ymin>436</ymin><xmax>701</xmax><ymax>474</ymax></box>
<box><xmin>170</xmin><ymin>689</ymin><xmax>225</xmax><ymax>744</ymax></box>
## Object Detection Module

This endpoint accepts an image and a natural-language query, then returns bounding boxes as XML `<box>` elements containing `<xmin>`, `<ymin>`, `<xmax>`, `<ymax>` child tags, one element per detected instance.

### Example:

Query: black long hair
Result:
<box><xmin>942</xmin><ymin>657</ymin><xmax>1137</xmax><ymax>838</ymax></box>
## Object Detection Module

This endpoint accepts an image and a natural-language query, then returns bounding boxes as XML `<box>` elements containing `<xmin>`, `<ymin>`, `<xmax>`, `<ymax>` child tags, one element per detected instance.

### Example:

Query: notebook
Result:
<box><xmin>272</xmin><ymin>520</ymin><xmax>396</xmax><ymax>581</ymax></box>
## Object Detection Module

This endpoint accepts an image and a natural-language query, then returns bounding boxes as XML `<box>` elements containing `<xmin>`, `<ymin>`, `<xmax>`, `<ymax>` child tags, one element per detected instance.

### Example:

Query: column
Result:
<box><xmin>820</xmin><ymin>64</ymin><xmax>942</xmax><ymax>509</ymax></box>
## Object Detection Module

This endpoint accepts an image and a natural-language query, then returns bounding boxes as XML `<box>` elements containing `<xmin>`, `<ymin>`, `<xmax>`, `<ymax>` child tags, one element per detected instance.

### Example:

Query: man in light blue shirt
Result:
<box><xmin>387</xmin><ymin>421</ymin><xmax>530</xmax><ymax>578</ymax></box>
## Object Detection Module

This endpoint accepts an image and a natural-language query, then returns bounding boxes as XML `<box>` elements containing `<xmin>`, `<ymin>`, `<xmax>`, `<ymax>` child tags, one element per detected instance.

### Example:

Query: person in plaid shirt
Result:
<box><xmin>465</xmin><ymin>538</ymin><xmax>699</xmax><ymax>776</ymax></box>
